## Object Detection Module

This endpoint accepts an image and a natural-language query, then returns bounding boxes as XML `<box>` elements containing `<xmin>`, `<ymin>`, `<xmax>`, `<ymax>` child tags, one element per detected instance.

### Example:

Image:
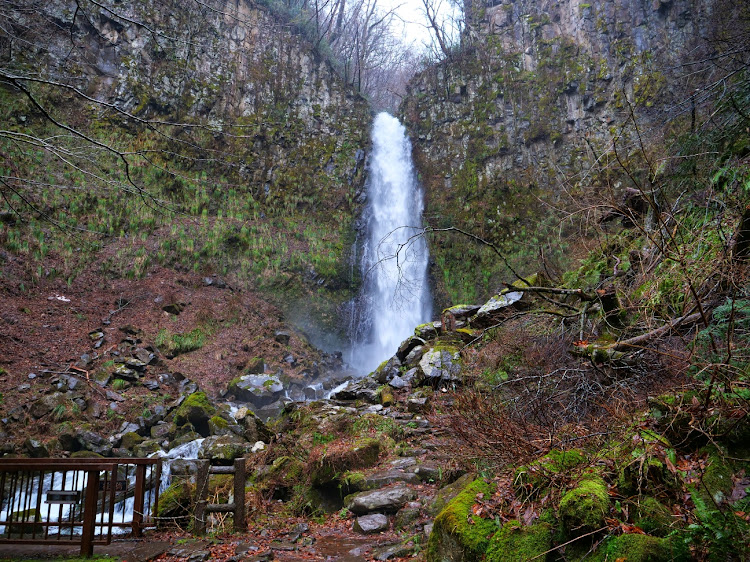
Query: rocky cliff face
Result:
<box><xmin>401</xmin><ymin>0</ymin><xmax>734</xmax><ymax>305</ymax></box>
<box><xmin>3</xmin><ymin>0</ymin><xmax>372</xmax><ymax>340</ymax></box>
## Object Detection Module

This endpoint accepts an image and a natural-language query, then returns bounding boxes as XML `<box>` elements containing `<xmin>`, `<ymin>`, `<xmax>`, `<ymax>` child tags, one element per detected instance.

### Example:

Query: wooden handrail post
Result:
<box><xmin>233</xmin><ymin>458</ymin><xmax>246</xmax><ymax>533</ymax></box>
<box><xmin>81</xmin><ymin>469</ymin><xmax>100</xmax><ymax>557</ymax></box>
<box><xmin>132</xmin><ymin>464</ymin><xmax>147</xmax><ymax>537</ymax></box>
<box><xmin>194</xmin><ymin>460</ymin><xmax>209</xmax><ymax>535</ymax></box>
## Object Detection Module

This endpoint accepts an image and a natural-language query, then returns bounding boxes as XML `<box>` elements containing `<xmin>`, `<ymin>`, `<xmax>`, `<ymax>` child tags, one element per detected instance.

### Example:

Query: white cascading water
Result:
<box><xmin>349</xmin><ymin>113</ymin><xmax>432</xmax><ymax>373</ymax></box>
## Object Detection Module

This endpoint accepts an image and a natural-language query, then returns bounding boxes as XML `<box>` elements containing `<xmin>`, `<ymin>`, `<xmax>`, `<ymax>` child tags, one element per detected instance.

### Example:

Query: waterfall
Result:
<box><xmin>348</xmin><ymin>113</ymin><xmax>432</xmax><ymax>373</ymax></box>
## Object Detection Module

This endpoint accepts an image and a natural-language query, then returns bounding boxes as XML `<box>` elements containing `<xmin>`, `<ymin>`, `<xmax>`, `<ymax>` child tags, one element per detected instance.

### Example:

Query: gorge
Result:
<box><xmin>0</xmin><ymin>0</ymin><xmax>748</xmax><ymax>560</ymax></box>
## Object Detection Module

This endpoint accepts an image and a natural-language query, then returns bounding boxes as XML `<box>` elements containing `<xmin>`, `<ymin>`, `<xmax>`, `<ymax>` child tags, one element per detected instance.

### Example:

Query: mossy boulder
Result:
<box><xmin>427</xmin><ymin>472</ymin><xmax>476</xmax><ymax>516</ymax></box>
<box><xmin>308</xmin><ymin>437</ymin><xmax>381</xmax><ymax>486</ymax></box>
<box><xmin>234</xmin><ymin>406</ymin><xmax>272</xmax><ymax>443</ymax></box>
<box><xmin>172</xmin><ymin>392</ymin><xmax>215</xmax><ymax>436</ymax></box>
<box><xmin>634</xmin><ymin>497</ymin><xmax>675</xmax><ymax>537</ymax></box>
<box><xmin>70</xmin><ymin>450</ymin><xmax>104</xmax><ymax>458</ymax></box>
<box><xmin>485</xmin><ymin>520</ymin><xmax>553</xmax><ymax>562</ymax></box>
<box><xmin>157</xmin><ymin>480</ymin><xmax>194</xmax><ymax>522</ymax></box>
<box><xmin>198</xmin><ymin>434</ymin><xmax>253</xmax><ymax>464</ymax></box>
<box><xmin>379</xmin><ymin>386</ymin><xmax>395</xmax><ymax>407</ymax></box>
<box><xmin>558</xmin><ymin>477</ymin><xmax>609</xmax><ymax>536</ymax></box>
<box><xmin>600</xmin><ymin>533</ymin><xmax>689</xmax><ymax>561</ymax></box>
<box><xmin>228</xmin><ymin>374</ymin><xmax>284</xmax><ymax>407</ymax></box>
<box><xmin>427</xmin><ymin>478</ymin><xmax>498</xmax><ymax>561</ymax></box>
<box><xmin>515</xmin><ymin>449</ymin><xmax>586</xmax><ymax>498</ymax></box>
<box><xmin>120</xmin><ymin>431</ymin><xmax>145</xmax><ymax>451</ymax></box>
<box><xmin>134</xmin><ymin>439</ymin><xmax>163</xmax><ymax>457</ymax></box>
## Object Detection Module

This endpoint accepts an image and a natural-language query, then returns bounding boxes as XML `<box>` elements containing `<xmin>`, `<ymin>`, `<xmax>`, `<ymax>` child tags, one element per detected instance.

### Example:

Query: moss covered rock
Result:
<box><xmin>515</xmin><ymin>449</ymin><xmax>586</xmax><ymax>498</ymax></box>
<box><xmin>634</xmin><ymin>497</ymin><xmax>676</xmax><ymax>537</ymax></box>
<box><xmin>558</xmin><ymin>477</ymin><xmax>609</xmax><ymax>536</ymax></box>
<box><xmin>427</xmin><ymin>478</ymin><xmax>498</xmax><ymax>561</ymax></box>
<box><xmin>172</xmin><ymin>392</ymin><xmax>215</xmax><ymax>436</ymax></box>
<box><xmin>485</xmin><ymin>520</ymin><xmax>553</xmax><ymax>562</ymax></box>
<box><xmin>600</xmin><ymin>533</ymin><xmax>689</xmax><ymax>561</ymax></box>
<box><xmin>308</xmin><ymin>437</ymin><xmax>381</xmax><ymax>486</ymax></box>
<box><xmin>120</xmin><ymin>431</ymin><xmax>145</xmax><ymax>451</ymax></box>
<box><xmin>157</xmin><ymin>480</ymin><xmax>194</xmax><ymax>522</ymax></box>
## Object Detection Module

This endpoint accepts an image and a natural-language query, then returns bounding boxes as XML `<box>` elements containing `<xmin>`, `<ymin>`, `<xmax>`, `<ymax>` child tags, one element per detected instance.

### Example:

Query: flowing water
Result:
<box><xmin>348</xmin><ymin>113</ymin><xmax>432</xmax><ymax>373</ymax></box>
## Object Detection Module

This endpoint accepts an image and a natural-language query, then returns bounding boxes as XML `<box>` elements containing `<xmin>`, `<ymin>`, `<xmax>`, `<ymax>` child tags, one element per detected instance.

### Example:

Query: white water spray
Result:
<box><xmin>349</xmin><ymin>113</ymin><xmax>432</xmax><ymax>373</ymax></box>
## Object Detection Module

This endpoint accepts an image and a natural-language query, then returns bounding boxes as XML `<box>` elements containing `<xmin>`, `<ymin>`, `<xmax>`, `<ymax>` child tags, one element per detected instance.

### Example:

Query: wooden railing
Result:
<box><xmin>0</xmin><ymin>458</ymin><xmax>161</xmax><ymax>557</ymax></box>
<box><xmin>193</xmin><ymin>459</ymin><xmax>246</xmax><ymax>534</ymax></box>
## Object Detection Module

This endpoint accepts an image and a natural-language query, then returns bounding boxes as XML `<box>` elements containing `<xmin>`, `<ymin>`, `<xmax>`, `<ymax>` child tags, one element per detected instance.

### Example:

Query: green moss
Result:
<box><xmin>515</xmin><ymin>449</ymin><xmax>586</xmax><ymax>498</ymax></box>
<box><xmin>157</xmin><ymin>480</ymin><xmax>194</xmax><ymax>520</ymax></box>
<box><xmin>308</xmin><ymin>437</ymin><xmax>382</xmax><ymax>486</ymax></box>
<box><xmin>558</xmin><ymin>477</ymin><xmax>609</xmax><ymax>536</ymax></box>
<box><xmin>634</xmin><ymin>497</ymin><xmax>675</xmax><ymax>537</ymax></box>
<box><xmin>120</xmin><ymin>431</ymin><xmax>144</xmax><ymax>450</ymax></box>
<box><xmin>379</xmin><ymin>386</ymin><xmax>395</xmax><ymax>407</ymax></box>
<box><xmin>209</xmin><ymin>415</ymin><xmax>228</xmax><ymax>429</ymax></box>
<box><xmin>485</xmin><ymin>520</ymin><xmax>553</xmax><ymax>562</ymax></box>
<box><xmin>427</xmin><ymin>478</ymin><xmax>498</xmax><ymax>561</ymax></box>
<box><xmin>173</xmin><ymin>391</ymin><xmax>216</xmax><ymax>427</ymax></box>
<box><xmin>70</xmin><ymin>450</ymin><xmax>104</xmax><ymax>458</ymax></box>
<box><xmin>600</xmin><ymin>533</ymin><xmax>689</xmax><ymax>561</ymax></box>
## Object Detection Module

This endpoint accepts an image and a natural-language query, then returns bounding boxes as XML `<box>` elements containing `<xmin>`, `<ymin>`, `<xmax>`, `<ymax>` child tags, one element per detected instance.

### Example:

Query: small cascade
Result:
<box><xmin>348</xmin><ymin>113</ymin><xmax>432</xmax><ymax>373</ymax></box>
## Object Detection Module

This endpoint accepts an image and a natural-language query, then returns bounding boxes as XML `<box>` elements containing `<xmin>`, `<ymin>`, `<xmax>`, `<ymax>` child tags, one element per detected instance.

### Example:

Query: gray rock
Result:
<box><xmin>414</xmin><ymin>322</ymin><xmax>440</xmax><ymax>339</ymax></box>
<box><xmin>229</xmin><ymin>374</ymin><xmax>284</xmax><ymax>407</ymax></box>
<box><xmin>142</xmin><ymin>379</ymin><xmax>160</xmax><ymax>391</ymax></box>
<box><xmin>396</xmin><ymin>336</ymin><xmax>425</xmax><ymax>363</ymax></box>
<box><xmin>151</xmin><ymin>422</ymin><xmax>176</xmax><ymax>440</ymax></box>
<box><xmin>113</xmin><ymin>364</ymin><xmax>138</xmax><ymax>381</ymax></box>
<box><xmin>76</xmin><ymin>429</ymin><xmax>112</xmax><ymax>456</ymax></box>
<box><xmin>389</xmin><ymin>375</ymin><xmax>408</xmax><ymax>389</ymax></box>
<box><xmin>274</xmin><ymin>331</ymin><xmax>291</xmax><ymax>345</ymax></box>
<box><xmin>401</xmin><ymin>368</ymin><xmax>419</xmax><ymax>384</ymax></box>
<box><xmin>24</xmin><ymin>438</ymin><xmax>49</xmax><ymax>457</ymax></box>
<box><xmin>106</xmin><ymin>390</ymin><xmax>125</xmax><ymax>402</ymax></box>
<box><xmin>346</xmin><ymin>484</ymin><xmax>417</xmax><ymax>515</ymax></box>
<box><xmin>394</xmin><ymin>502</ymin><xmax>422</xmax><ymax>530</ymax></box>
<box><xmin>353</xmin><ymin>513</ymin><xmax>389</xmax><ymax>534</ymax></box>
<box><xmin>126</xmin><ymin>357</ymin><xmax>148</xmax><ymax>371</ymax></box>
<box><xmin>29</xmin><ymin>392</ymin><xmax>67</xmax><ymax>419</ymax></box>
<box><xmin>407</xmin><ymin>397</ymin><xmax>430</xmax><ymax>413</ymax></box>
<box><xmin>373</xmin><ymin>357</ymin><xmax>400</xmax><ymax>384</ymax></box>
<box><xmin>372</xmin><ymin>542</ymin><xmax>415</xmax><ymax>560</ymax></box>
<box><xmin>414</xmin><ymin>463</ymin><xmax>442</xmax><ymax>482</ymax></box>
<box><xmin>234</xmin><ymin>407</ymin><xmax>273</xmax><ymax>443</ymax></box>
<box><xmin>348</xmin><ymin>469</ymin><xmax>421</xmax><ymax>492</ymax></box>
<box><xmin>199</xmin><ymin>434</ymin><xmax>254</xmax><ymax>463</ymax></box>
<box><xmin>418</xmin><ymin>349</ymin><xmax>461</xmax><ymax>384</ymax></box>
<box><xmin>330</xmin><ymin>378</ymin><xmax>379</xmax><ymax>403</ymax></box>
<box><xmin>404</xmin><ymin>345</ymin><xmax>425</xmax><ymax>367</ymax></box>
<box><xmin>472</xmin><ymin>291</ymin><xmax>524</xmax><ymax>327</ymax></box>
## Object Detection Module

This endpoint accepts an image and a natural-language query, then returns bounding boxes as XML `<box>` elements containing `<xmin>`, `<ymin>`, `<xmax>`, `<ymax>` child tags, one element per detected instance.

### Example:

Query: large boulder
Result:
<box><xmin>427</xmin><ymin>478</ymin><xmax>497</xmax><ymax>561</ymax></box>
<box><xmin>346</xmin><ymin>483</ymin><xmax>417</xmax><ymax>515</ymax></box>
<box><xmin>329</xmin><ymin>378</ymin><xmax>379</xmax><ymax>403</ymax></box>
<box><xmin>309</xmin><ymin>438</ymin><xmax>381</xmax><ymax>487</ymax></box>
<box><xmin>75</xmin><ymin>429</ymin><xmax>112</xmax><ymax>456</ymax></box>
<box><xmin>418</xmin><ymin>348</ymin><xmax>462</xmax><ymax>385</ymax></box>
<box><xmin>228</xmin><ymin>374</ymin><xmax>284</xmax><ymax>408</ymax></box>
<box><xmin>199</xmin><ymin>435</ymin><xmax>254</xmax><ymax>464</ymax></box>
<box><xmin>558</xmin><ymin>477</ymin><xmax>609</xmax><ymax>536</ymax></box>
<box><xmin>234</xmin><ymin>407</ymin><xmax>273</xmax><ymax>443</ymax></box>
<box><xmin>471</xmin><ymin>291</ymin><xmax>524</xmax><ymax>328</ymax></box>
<box><xmin>172</xmin><ymin>391</ymin><xmax>216</xmax><ymax>436</ymax></box>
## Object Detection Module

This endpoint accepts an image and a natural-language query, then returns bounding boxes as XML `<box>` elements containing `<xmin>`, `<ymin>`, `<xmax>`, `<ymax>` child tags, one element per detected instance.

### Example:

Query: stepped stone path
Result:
<box><xmin>2</xmin><ymin>396</ymin><xmax>453</xmax><ymax>562</ymax></box>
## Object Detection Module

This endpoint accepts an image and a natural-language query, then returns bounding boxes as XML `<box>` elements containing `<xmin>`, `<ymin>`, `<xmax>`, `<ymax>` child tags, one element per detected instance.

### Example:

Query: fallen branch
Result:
<box><xmin>609</xmin><ymin>312</ymin><xmax>702</xmax><ymax>351</ymax></box>
<box><xmin>502</xmin><ymin>284</ymin><xmax>597</xmax><ymax>301</ymax></box>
